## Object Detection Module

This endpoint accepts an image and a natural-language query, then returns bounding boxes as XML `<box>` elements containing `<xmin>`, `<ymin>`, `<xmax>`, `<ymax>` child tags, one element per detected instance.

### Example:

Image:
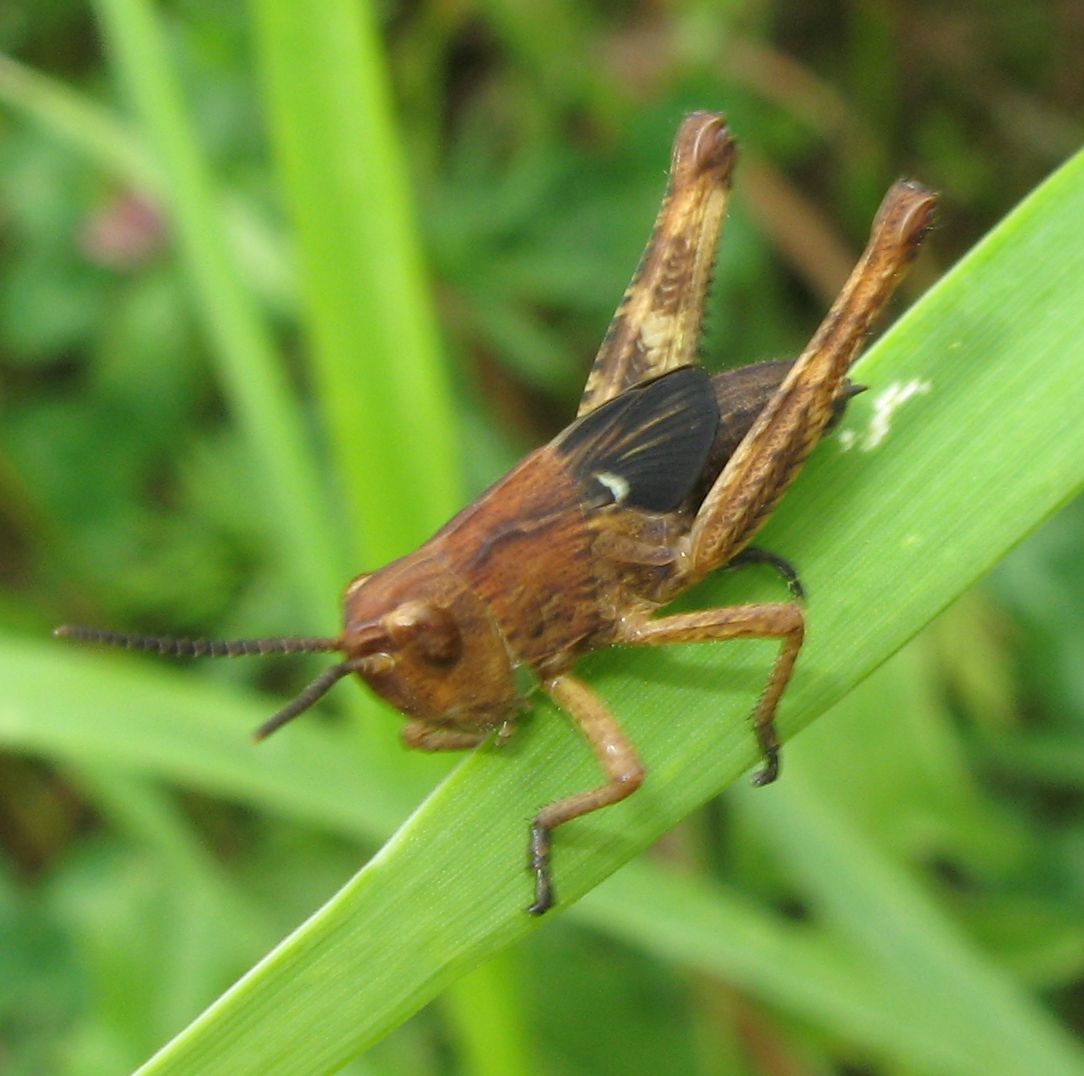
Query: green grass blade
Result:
<box><xmin>116</xmin><ymin>149</ymin><xmax>1084</xmax><ymax>1072</ymax></box>
<box><xmin>250</xmin><ymin>0</ymin><xmax>460</xmax><ymax>561</ymax></box>
<box><xmin>437</xmin><ymin>953</ymin><xmax>536</xmax><ymax>1076</ymax></box>
<box><xmin>92</xmin><ymin>0</ymin><xmax>346</xmax><ymax>615</ymax></box>
<box><xmin>738</xmin><ymin>768</ymin><xmax>1083</xmax><ymax>1074</ymax></box>
<box><xmin>0</xmin><ymin>51</ymin><xmax>156</xmax><ymax>186</ymax></box>
<box><xmin>580</xmin><ymin>860</ymin><xmax>1037</xmax><ymax>1076</ymax></box>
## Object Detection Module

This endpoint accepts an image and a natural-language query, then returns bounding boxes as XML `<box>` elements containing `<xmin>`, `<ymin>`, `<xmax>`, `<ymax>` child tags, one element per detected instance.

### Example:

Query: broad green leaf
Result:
<box><xmin>103</xmin><ymin>145</ymin><xmax>1084</xmax><ymax>1071</ymax></box>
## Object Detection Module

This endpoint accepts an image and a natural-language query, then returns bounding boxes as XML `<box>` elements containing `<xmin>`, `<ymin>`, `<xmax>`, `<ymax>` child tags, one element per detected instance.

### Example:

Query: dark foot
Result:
<box><xmin>729</xmin><ymin>548</ymin><xmax>805</xmax><ymax>601</ymax></box>
<box><xmin>750</xmin><ymin>746</ymin><xmax>780</xmax><ymax>787</ymax></box>
<box><xmin>526</xmin><ymin>822</ymin><xmax>555</xmax><ymax>915</ymax></box>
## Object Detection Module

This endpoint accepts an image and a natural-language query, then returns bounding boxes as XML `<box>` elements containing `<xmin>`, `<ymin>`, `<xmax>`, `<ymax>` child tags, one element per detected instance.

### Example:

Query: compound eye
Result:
<box><xmin>385</xmin><ymin>602</ymin><xmax>462</xmax><ymax>667</ymax></box>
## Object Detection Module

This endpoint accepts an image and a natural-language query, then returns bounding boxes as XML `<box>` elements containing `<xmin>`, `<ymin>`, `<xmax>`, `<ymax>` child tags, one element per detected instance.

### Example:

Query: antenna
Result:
<box><xmin>53</xmin><ymin>625</ymin><xmax>342</xmax><ymax>658</ymax></box>
<box><xmin>251</xmin><ymin>661</ymin><xmax>363</xmax><ymax>741</ymax></box>
<box><xmin>54</xmin><ymin>624</ymin><xmax>353</xmax><ymax>739</ymax></box>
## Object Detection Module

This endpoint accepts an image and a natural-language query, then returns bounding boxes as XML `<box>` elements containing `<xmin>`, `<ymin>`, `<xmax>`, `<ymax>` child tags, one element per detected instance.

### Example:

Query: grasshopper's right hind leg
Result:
<box><xmin>687</xmin><ymin>181</ymin><xmax>938</xmax><ymax>579</ymax></box>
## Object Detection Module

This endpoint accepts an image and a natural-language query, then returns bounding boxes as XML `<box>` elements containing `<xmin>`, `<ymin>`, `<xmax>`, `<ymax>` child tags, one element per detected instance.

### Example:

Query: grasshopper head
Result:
<box><xmin>342</xmin><ymin>554</ymin><xmax>520</xmax><ymax>735</ymax></box>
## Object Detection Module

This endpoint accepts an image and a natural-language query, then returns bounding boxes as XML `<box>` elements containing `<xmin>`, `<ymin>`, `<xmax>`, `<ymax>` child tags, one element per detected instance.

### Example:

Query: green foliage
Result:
<box><xmin>1</xmin><ymin>2</ymin><xmax>1083</xmax><ymax>1074</ymax></box>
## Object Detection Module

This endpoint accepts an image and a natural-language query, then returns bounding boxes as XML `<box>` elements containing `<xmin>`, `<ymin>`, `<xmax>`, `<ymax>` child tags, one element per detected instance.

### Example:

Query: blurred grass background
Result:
<box><xmin>1</xmin><ymin>1</ymin><xmax>1083</xmax><ymax>1073</ymax></box>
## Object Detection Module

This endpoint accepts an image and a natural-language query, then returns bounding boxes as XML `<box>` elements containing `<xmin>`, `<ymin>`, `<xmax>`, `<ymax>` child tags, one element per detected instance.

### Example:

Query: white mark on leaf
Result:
<box><xmin>840</xmin><ymin>379</ymin><xmax>932</xmax><ymax>452</ymax></box>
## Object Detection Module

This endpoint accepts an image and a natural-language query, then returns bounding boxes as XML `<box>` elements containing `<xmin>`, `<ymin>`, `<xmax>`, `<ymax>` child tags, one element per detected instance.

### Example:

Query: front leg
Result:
<box><xmin>615</xmin><ymin>603</ymin><xmax>805</xmax><ymax>785</ymax></box>
<box><xmin>528</xmin><ymin>673</ymin><xmax>645</xmax><ymax>915</ymax></box>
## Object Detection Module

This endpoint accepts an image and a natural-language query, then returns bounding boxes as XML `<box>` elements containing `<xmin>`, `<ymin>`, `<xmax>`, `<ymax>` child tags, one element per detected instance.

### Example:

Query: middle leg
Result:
<box><xmin>615</xmin><ymin>602</ymin><xmax>805</xmax><ymax>785</ymax></box>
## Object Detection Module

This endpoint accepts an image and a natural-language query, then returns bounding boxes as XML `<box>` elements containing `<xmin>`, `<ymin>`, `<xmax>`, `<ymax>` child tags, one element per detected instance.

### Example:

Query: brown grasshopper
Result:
<box><xmin>57</xmin><ymin>113</ymin><xmax>936</xmax><ymax>915</ymax></box>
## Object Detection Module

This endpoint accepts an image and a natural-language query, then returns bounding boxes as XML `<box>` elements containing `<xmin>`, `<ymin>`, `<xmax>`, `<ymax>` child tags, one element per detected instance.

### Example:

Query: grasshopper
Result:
<box><xmin>58</xmin><ymin>113</ymin><xmax>936</xmax><ymax>914</ymax></box>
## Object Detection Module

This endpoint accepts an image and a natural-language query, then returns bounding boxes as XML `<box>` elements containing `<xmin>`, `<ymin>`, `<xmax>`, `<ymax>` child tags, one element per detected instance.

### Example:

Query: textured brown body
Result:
<box><xmin>439</xmin><ymin>448</ymin><xmax>605</xmax><ymax>674</ymax></box>
<box><xmin>57</xmin><ymin>113</ymin><xmax>937</xmax><ymax>916</ymax></box>
<box><xmin>403</xmin><ymin>362</ymin><xmax>804</xmax><ymax>671</ymax></box>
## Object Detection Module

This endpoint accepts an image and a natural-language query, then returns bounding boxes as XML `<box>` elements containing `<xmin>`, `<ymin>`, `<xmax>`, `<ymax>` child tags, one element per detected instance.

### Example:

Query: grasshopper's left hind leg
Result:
<box><xmin>529</xmin><ymin>673</ymin><xmax>645</xmax><ymax>915</ymax></box>
<box><xmin>615</xmin><ymin>603</ymin><xmax>805</xmax><ymax>785</ymax></box>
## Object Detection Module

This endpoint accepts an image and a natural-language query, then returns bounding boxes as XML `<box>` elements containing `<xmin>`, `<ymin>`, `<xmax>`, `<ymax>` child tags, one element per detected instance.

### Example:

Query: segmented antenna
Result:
<box><xmin>252</xmin><ymin>661</ymin><xmax>362</xmax><ymax>742</ymax></box>
<box><xmin>53</xmin><ymin>625</ymin><xmax>342</xmax><ymax>658</ymax></box>
<box><xmin>54</xmin><ymin>624</ymin><xmax>357</xmax><ymax>740</ymax></box>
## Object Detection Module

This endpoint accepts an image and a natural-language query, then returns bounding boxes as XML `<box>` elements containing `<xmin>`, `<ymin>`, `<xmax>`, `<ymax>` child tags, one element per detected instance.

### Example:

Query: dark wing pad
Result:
<box><xmin>556</xmin><ymin>366</ymin><xmax>720</xmax><ymax>512</ymax></box>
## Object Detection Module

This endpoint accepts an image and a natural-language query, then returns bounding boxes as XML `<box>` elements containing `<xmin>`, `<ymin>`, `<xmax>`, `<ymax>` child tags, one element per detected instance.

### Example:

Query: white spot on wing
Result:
<box><xmin>594</xmin><ymin>470</ymin><xmax>630</xmax><ymax>503</ymax></box>
<box><xmin>839</xmin><ymin>378</ymin><xmax>932</xmax><ymax>452</ymax></box>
